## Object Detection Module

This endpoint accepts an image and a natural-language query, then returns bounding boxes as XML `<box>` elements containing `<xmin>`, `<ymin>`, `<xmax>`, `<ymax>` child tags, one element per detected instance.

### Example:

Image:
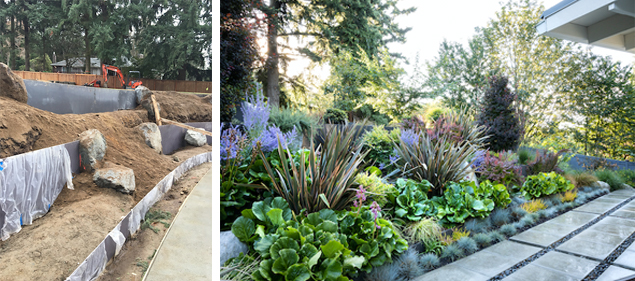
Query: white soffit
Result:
<box><xmin>537</xmin><ymin>0</ymin><xmax>635</xmax><ymax>53</ymax></box>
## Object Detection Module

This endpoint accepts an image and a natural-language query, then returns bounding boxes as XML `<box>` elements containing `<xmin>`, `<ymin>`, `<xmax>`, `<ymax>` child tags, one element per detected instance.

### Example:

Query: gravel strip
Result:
<box><xmin>488</xmin><ymin>193</ymin><xmax>635</xmax><ymax>281</ymax></box>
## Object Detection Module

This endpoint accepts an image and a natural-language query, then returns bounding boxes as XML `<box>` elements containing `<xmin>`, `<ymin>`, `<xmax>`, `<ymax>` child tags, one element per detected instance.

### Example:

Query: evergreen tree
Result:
<box><xmin>477</xmin><ymin>76</ymin><xmax>524</xmax><ymax>152</ymax></box>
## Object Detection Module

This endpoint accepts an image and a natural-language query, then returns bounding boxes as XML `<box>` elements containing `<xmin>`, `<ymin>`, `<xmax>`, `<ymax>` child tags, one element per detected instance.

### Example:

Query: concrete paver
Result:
<box><xmin>510</xmin><ymin>228</ymin><xmax>563</xmax><ymax>247</ymax></box>
<box><xmin>530</xmin><ymin>251</ymin><xmax>599</xmax><ymax>279</ymax></box>
<box><xmin>558</xmin><ymin>239</ymin><xmax>619</xmax><ymax>260</ymax></box>
<box><xmin>144</xmin><ymin>168</ymin><xmax>213</xmax><ymax>281</ymax></box>
<box><xmin>503</xmin><ymin>264</ymin><xmax>577</xmax><ymax>281</ymax></box>
<box><xmin>595</xmin><ymin>266</ymin><xmax>635</xmax><ymax>281</ymax></box>
<box><xmin>411</xmin><ymin>264</ymin><xmax>489</xmax><ymax>281</ymax></box>
<box><xmin>412</xmin><ymin>189</ymin><xmax>635</xmax><ymax>281</ymax></box>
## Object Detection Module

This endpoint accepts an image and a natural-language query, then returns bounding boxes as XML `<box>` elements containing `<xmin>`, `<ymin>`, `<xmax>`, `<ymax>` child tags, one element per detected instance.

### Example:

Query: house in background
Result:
<box><xmin>537</xmin><ymin>0</ymin><xmax>635</xmax><ymax>54</ymax></box>
<box><xmin>51</xmin><ymin>58</ymin><xmax>102</xmax><ymax>74</ymax></box>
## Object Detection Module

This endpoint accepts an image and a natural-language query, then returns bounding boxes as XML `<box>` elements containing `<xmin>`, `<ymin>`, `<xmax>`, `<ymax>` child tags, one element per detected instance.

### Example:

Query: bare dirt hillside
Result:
<box><xmin>0</xmin><ymin>93</ymin><xmax>212</xmax><ymax>281</ymax></box>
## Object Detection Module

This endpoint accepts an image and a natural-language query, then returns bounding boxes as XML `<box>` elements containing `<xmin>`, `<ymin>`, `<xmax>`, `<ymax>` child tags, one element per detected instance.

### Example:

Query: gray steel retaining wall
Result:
<box><xmin>24</xmin><ymin>79</ymin><xmax>137</xmax><ymax>114</ymax></box>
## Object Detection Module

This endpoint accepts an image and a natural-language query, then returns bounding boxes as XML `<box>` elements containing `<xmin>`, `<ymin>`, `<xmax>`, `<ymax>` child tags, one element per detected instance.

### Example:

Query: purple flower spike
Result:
<box><xmin>356</xmin><ymin>186</ymin><xmax>367</xmax><ymax>202</ymax></box>
<box><xmin>241</xmin><ymin>92</ymin><xmax>269</xmax><ymax>137</ymax></box>
<box><xmin>370</xmin><ymin>201</ymin><xmax>381</xmax><ymax>220</ymax></box>
<box><xmin>400</xmin><ymin>129</ymin><xmax>420</xmax><ymax>146</ymax></box>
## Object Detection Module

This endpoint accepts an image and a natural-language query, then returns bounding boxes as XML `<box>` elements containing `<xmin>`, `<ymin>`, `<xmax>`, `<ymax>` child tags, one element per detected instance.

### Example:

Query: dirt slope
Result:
<box><xmin>0</xmin><ymin>93</ymin><xmax>212</xmax><ymax>281</ymax></box>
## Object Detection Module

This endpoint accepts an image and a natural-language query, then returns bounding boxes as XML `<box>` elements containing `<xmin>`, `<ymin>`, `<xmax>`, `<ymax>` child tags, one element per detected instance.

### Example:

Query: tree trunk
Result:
<box><xmin>23</xmin><ymin>17</ymin><xmax>30</xmax><ymax>71</ymax></box>
<box><xmin>10</xmin><ymin>0</ymin><xmax>16</xmax><ymax>70</ymax></box>
<box><xmin>84</xmin><ymin>27</ymin><xmax>91</xmax><ymax>74</ymax></box>
<box><xmin>266</xmin><ymin>0</ymin><xmax>280</xmax><ymax>108</ymax></box>
<box><xmin>178</xmin><ymin>66</ymin><xmax>187</xmax><ymax>80</ymax></box>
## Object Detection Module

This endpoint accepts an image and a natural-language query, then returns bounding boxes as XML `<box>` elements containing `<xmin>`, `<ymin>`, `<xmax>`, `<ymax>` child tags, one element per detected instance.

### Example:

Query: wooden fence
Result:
<box><xmin>13</xmin><ymin>71</ymin><xmax>211</xmax><ymax>93</ymax></box>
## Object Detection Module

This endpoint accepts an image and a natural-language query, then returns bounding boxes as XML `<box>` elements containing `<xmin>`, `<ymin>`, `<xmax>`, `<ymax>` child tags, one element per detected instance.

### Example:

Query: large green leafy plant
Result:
<box><xmin>233</xmin><ymin>201</ymin><xmax>408</xmax><ymax>281</ymax></box>
<box><xmin>260</xmin><ymin>124</ymin><xmax>369</xmax><ymax>214</ymax></box>
<box><xmin>393</xmin><ymin>178</ymin><xmax>433</xmax><ymax>222</ymax></box>
<box><xmin>521</xmin><ymin>172</ymin><xmax>575</xmax><ymax>199</ymax></box>
<box><xmin>429</xmin><ymin>181</ymin><xmax>496</xmax><ymax>225</ymax></box>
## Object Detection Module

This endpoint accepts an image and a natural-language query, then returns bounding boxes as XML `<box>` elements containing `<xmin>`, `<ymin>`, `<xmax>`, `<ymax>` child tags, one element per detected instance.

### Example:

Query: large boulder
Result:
<box><xmin>220</xmin><ymin>231</ymin><xmax>248</xmax><ymax>266</ymax></box>
<box><xmin>78</xmin><ymin>129</ymin><xmax>107</xmax><ymax>172</ymax></box>
<box><xmin>141</xmin><ymin>98</ymin><xmax>161</xmax><ymax>122</ymax></box>
<box><xmin>136</xmin><ymin>123</ymin><xmax>162</xmax><ymax>154</ymax></box>
<box><xmin>185</xmin><ymin>129</ymin><xmax>206</xmax><ymax>147</ymax></box>
<box><xmin>135</xmin><ymin>86</ymin><xmax>152</xmax><ymax>104</ymax></box>
<box><xmin>93</xmin><ymin>162</ymin><xmax>135</xmax><ymax>194</ymax></box>
<box><xmin>593</xmin><ymin>181</ymin><xmax>610</xmax><ymax>190</ymax></box>
<box><xmin>0</xmin><ymin>63</ymin><xmax>28</xmax><ymax>103</ymax></box>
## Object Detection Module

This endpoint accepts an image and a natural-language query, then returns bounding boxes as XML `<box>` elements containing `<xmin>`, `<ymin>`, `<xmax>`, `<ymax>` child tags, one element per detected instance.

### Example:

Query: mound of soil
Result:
<box><xmin>148</xmin><ymin>91</ymin><xmax>212</xmax><ymax>123</ymax></box>
<box><xmin>0</xmin><ymin>93</ymin><xmax>212</xmax><ymax>280</ymax></box>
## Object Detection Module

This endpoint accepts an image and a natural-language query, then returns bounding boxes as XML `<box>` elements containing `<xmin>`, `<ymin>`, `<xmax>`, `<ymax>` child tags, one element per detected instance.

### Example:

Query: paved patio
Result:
<box><xmin>143</xmin><ymin>167</ymin><xmax>213</xmax><ymax>281</ymax></box>
<box><xmin>415</xmin><ymin>189</ymin><xmax>635</xmax><ymax>281</ymax></box>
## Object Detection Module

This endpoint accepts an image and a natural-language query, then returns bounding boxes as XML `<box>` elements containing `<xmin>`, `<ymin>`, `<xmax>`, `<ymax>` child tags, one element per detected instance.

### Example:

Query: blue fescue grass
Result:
<box><xmin>472</xmin><ymin>233</ymin><xmax>492</xmax><ymax>248</ymax></box>
<box><xmin>419</xmin><ymin>253</ymin><xmax>440</xmax><ymax>272</ymax></box>
<box><xmin>511</xmin><ymin>206</ymin><xmax>528</xmax><ymax>219</ymax></box>
<box><xmin>464</xmin><ymin>218</ymin><xmax>491</xmax><ymax>234</ymax></box>
<box><xmin>364</xmin><ymin>262</ymin><xmax>404</xmax><ymax>281</ymax></box>
<box><xmin>499</xmin><ymin>224</ymin><xmax>517</xmax><ymax>237</ymax></box>
<box><xmin>455</xmin><ymin>237</ymin><xmax>478</xmax><ymax>255</ymax></box>
<box><xmin>396</xmin><ymin>249</ymin><xmax>424</xmax><ymax>279</ymax></box>
<box><xmin>490</xmin><ymin>208</ymin><xmax>511</xmax><ymax>227</ymax></box>
<box><xmin>441</xmin><ymin>244</ymin><xmax>465</xmax><ymax>262</ymax></box>
<box><xmin>488</xmin><ymin>230</ymin><xmax>506</xmax><ymax>243</ymax></box>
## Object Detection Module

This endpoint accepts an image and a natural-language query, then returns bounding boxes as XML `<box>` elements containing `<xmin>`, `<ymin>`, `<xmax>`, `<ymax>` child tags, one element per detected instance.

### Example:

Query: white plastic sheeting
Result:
<box><xmin>66</xmin><ymin>151</ymin><xmax>211</xmax><ymax>281</ymax></box>
<box><xmin>0</xmin><ymin>144</ymin><xmax>74</xmax><ymax>241</ymax></box>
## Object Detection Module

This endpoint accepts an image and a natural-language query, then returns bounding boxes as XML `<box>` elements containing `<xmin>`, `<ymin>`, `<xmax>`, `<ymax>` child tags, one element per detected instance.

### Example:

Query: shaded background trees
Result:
<box><xmin>0</xmin><ymin>0</ymin><xmax>211</xmax><ymax>81</ymax></box>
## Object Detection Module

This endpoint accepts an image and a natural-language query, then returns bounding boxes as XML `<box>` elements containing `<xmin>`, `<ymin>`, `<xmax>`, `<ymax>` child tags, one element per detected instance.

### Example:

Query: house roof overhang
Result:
<box><xmin>537</xmin><ymin>0</ymin><xmax>635</xmax><ymax>53</ymax></box>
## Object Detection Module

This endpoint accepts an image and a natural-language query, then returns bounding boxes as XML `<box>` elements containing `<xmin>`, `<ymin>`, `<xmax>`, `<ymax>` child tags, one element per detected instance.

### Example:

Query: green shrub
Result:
<box><xmin>323</xmin><ymin>108</ymin><xmax>347</xmax><ymax>124</ymax></box>
<box><xmin>473</xmin><ymin>180</ymin><xmax>512</xmax><ymax>208</ymax></box>
<box><xmin>426</xmin><ymin>107</ymin><xmax>448</xmax><ymax>123</ymax></box>
<box><xmin>261</xmin><ymin>124</ymin><xmax>368</xmax><ymax>214</ymax></box>
<box><xmin>595</xmin><ymin>169</ymin><xmax>625</xmax><ymax>191</ymax></box>
<box><xmin>237</xmin><ymin>208</ymin><xmax>407</xmax><ymax>280</ymax></box>
<box><xmin>268</xmin><ymin>107</ymin><xmax>319</xmax><ymax>136</ymax></box>
<box><xmin>422</xmin><ymin>238</ymin><xmax>444</xmax><ymax>255</ymax></box>
<box><xmin>616</xmin><ymin>169</ymin><xmax>635</xmax><ymax>187</ymax></box>
<box><xmin>231</xmin><ymin>197</ymin><xmax>294</xmax><ymax>242</ymax></box>
<box><xmin>361</xmin><ymin>126</ymin><xmax>398</xmax><ymax>169</ymax></box>
<box><xmin>517</xmin><ymin>149</ymin><xmax>534</xmax><ymax>165</ymax></box>
<box><xmin>355</xmin><ymin>172</ymin><xmax>396</xmax><ymax>206</ymax></box>
<box><xmin>476</xmin><ymin>76</ymin><xmax>525</xmax><ymax>152</ymax></box>
<box><xmin>521</xmin><ymin>172</ymin><xmax>575</xmax><ymax>199</ymax></box>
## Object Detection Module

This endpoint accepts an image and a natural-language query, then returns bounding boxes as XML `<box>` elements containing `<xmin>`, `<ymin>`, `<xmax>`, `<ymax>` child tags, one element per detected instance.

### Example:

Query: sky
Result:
<box><xmin>287</xmin><ymin>0</ymin><xmax>635</xmax><ymax>80</ymax></box>
<box><xmin>388</xmin><ymin>0</ymin><xmax>635</xmax><ymax>74</ymax></box>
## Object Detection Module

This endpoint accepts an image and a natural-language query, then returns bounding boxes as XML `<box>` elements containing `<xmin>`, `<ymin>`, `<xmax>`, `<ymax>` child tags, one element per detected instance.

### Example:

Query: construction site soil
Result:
<box><xmin>0</xmin><ymin>91</ymin><xmax>212</xmax><ymax>281</ymax></box>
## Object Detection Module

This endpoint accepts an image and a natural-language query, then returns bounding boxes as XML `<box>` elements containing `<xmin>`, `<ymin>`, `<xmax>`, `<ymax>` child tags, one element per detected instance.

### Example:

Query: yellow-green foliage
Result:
<box><xmin>520</xmin><ymin>200</ymin><xmax>547</xmax><ymax>213</ymax></box>
<box><xmin>354</xmin><ymin>172</ymin><xmax>395</xmax><ymax>206</ymax></box>
<box><xmin>403</xmin><ymin>218</ymin><xmax>443</xmax><ymax>243</ymax></box>
<box><xmin>559</xmin><ymin>190</ymin><xmax>578</xmax><ymax>203</ymax></box>
<box><xmin>451</xmin><ymin>228</ymin><xmax>471</xmax><ymax>241</ymax></box>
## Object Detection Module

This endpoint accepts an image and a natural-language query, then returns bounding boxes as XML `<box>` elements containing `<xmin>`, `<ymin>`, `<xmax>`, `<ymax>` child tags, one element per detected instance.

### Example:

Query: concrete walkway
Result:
<box><xmin>415</xmin><ymin>189</ymin><xmax>635</xmax><ymax>281</ymax></box>
<box><xmin>143</xmin><ymin>167</ymin><xmax>213</xmax><ymax>281</ymax></box>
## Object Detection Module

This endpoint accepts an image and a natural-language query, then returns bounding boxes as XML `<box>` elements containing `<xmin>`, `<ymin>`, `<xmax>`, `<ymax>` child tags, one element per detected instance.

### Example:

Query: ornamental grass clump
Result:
<box><xmin>489</xmin><ymin>208</ymin><xmax>511</xmax><ymax>227</ymax></box>
<box><xmin>595</xmin><ymin>169</ymin><xmax>625</xmax><ymax>191</ymax></box>
<box><xmin>393</xmin><ymin>109</ymin><xmax>487</xmax><ymax>196</ymax></box>
<box><xmin>520</xmin><ymin>200</ymin><xmax>547</xmax><ymax>213</ymax></box>
<box><xmin>559</xmin><ymin>190</ymin><xmax>578</xmax><ymax>203</ymax></box>
<box><xmin>440</xmin><ymin>244</ymin><xmax>465</xmax><ymax>261</ymax></box>
<box><xmin>499</xmin><ymin>224</ymin><xmax>517</xmax><ymax>237</ymax></box>
<box><xmin>455</xmin><ymin>237</ymin><xmax>478</xmax><ymax>255</ymax></box>
<box><xmin>464</xmin><ymin>218</ymin><xmax>491</xmax><ymax>234</ymax></box>
<box><xmin>488</xmin><ymin>231</ymin><xmax>506</xmax><ymax>243</ymax></box>
<box><xmin>472</xmin><ymin>233</ymin><xmax>492</xmax><ymax>248</ymax></box>
<box><xmin>260</xmin><ymin>123</ymin><xmax>369</xmax><ymax>214</ymax></box>
<box><xmin>396</xmin><ymin>249</ymin><xmax>425</xmax><ymax>279</ymax></box>
<box><xmin>403</xmin><ymin>218</ymin><xmax>444</xmax><ymax>244</ymax></box>
<box><xmin>419</xmin><ymin>253</ymin><xmax>440</xmax><ymax>271</ymax></box>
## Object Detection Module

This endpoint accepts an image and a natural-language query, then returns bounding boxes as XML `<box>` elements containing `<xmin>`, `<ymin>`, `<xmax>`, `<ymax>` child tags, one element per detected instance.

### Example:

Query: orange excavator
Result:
<box><xmin>84</xmin><ymin>64</ymin><xmax>143</xmax><ymax>89</ymax></box>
